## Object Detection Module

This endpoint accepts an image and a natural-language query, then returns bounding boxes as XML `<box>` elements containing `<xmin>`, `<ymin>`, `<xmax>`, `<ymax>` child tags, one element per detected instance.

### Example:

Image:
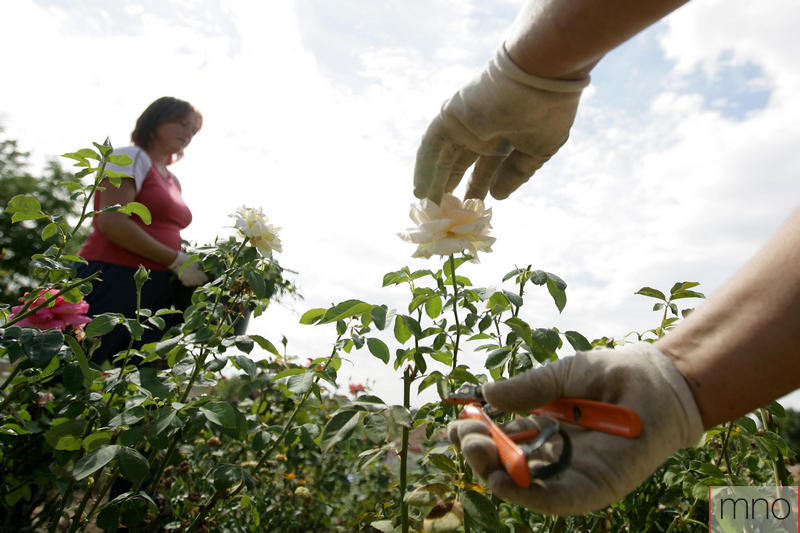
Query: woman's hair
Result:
<box><xmin>130</xmin><ymin>96</ymin><xmax>202</xmax><ymax>150</ymax></box>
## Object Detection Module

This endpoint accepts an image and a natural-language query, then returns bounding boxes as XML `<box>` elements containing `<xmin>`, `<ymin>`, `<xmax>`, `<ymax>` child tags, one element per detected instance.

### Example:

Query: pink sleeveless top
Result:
<box><xmin>79</xmin><ymin>165</ymin><xmax>193</xmax><ymax>271</ymax></box>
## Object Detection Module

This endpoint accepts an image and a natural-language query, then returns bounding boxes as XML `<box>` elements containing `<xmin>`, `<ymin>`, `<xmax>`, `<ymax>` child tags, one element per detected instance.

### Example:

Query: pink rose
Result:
<box><xmin>9</xmin><ymin>289</ymin><xmax>91</xmax><ymax>331</ymax></box>
<box><xmin>349</xmin><ymin>383</ymin><xmax>366</xmax><ymax>395</ymax></box>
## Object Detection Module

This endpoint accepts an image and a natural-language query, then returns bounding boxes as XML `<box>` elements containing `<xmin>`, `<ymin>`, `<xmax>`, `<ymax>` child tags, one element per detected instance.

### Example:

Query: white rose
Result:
<box><xmin>399</xmin><ymin>193</ymin><xmax>495</xmax><ymax>259</ymax></box>
<box><xmin>231</xmin><ymin>206</ymin><xmax>282</xmax><ymax>258</ymax></box>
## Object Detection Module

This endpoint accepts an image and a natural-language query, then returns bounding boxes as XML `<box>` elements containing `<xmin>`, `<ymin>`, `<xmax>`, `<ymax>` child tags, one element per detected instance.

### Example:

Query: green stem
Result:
<box><xmin>400</xmin><ymin>366</ymin><xmax>413</xmax><ymax>533</ymax></box>
<box><xmin>759</xmin><ymin>408</ymin><xmax>783</xmax><ymax>486</ymax></box>
<box><xmin>448</xmin><ymin>255</ymin><xmax>461</xmax><ymax>369</ymax></box>
<box><xmin>49</xmin><ymin>478</ymin><xmax>76</xmax><ymax>533</ymax></box>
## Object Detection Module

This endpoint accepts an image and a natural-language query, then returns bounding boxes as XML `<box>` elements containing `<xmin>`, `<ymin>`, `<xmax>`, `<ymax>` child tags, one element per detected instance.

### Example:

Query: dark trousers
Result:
<box><xmin>76</xmin><ymin>261</ymin><xmax>193</xmax><ymax>365</ymax></box>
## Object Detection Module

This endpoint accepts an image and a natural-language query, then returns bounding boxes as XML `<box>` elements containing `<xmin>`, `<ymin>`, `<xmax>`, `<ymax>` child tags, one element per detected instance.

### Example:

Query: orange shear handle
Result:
<box><xmin>530</xmin><ymin>398</ymin><xmax>642</xmax><ymax>438</ymax></box>
<box><xmin>459</xmin><ymin>404</ymin><xmax>531</xmax><ymax>487</ymax></box>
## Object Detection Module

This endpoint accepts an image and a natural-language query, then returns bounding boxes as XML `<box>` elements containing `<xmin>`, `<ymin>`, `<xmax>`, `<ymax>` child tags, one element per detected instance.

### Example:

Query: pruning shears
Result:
<box><xmin>445</xmin><ymin>384</ymin><xmax>642</xmax><ymax>488</ymax></box>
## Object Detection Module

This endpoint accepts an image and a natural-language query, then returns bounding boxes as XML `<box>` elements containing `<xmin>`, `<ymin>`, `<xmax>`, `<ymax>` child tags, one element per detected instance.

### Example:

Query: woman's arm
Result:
<box><xmin>94</xmin><ymin>178</ymin><xmax>179</xmax><ymax>267</ymax></box>
<box><xmin>505</xmin><ymin>0</ymin><xmax>689</xmax><ymax>79</ymax></box>
<box><xmin>657</xmin><ymin>207</ymin><xmax>800</xmax><ymax>428</ymax></box>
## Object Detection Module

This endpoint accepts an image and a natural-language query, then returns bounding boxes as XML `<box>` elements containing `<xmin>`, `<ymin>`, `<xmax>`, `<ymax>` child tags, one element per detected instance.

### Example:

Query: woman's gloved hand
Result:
<box><xmin>413</xmin><ymin>46</ymin><xmax>589</xmax><ymax>204</ymax></box>
<box><xmin>448</xmin><ymin>343</ymin><xmax>704</xmax><ymax>516</ymax></box>
<box><xmin>168</xmin><ymin>251</ymin><xmax>209</xmax><ymax>287</ymax></box>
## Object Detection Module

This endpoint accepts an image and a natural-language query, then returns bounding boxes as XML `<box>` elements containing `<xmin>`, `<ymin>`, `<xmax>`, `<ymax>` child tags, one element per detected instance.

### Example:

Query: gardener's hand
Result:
<box><xmin>169</xmin><ymin>251</ymin><xmax>209</xmax><ymax>287</ymax></box>
<box><xmin>448</xmin><ymin>343</ymin><xmax>704</xmax><ymax>516</ymax></box>
<box><xmin>413</xmin><ymin>46</ymin><xmax>589</xmax><ymax>204</ymax></box>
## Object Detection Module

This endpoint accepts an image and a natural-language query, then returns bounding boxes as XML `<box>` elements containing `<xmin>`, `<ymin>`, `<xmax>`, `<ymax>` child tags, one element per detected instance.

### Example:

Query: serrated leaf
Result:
<box><xmin>321</xmin><ymin>410</ymin><xmax>361</xmax><ymax>452</ymax></box>
<box><xmin>287</xmin><ymin>371</ymin><xmax>314</xmax><ymax>394</ymax></box>
<box><xmin>73</xmin><ymin>445</ymin><xmax>121</xmax><ymax>480</ymax></box>
<box><xmin>461</xmin><ymin>490</ymin><xmax>499</xmax><ymax>530</ymax></box>
<box><xmin>117</xmin><ymin>202</ymin><xmax>151</xmax><ymax>224</ymax></box>
<box><xmin>564</xmin><ymin>330</ymin><xmax>592</xmax><ymax>352</ymax></box>
<box><xmin>366</xmin><ymin>338</ymin><xmax>390</xmax><ymax>364</ymax></box>
<box><xmin>320</xmin><ymin>300</ymin><xmax>373</xmax><ymax>323</ymax></box>
<box><xmin>233</xmin><ymin>355</ymin><xmax>257</xmax><ymax>380</ymax></box>
<box><xmin>394</xmin><ymin>315</ymin><xmax>411</xmax><ymax>344</ymax></box>
<box><xmin>425</xmin><ymin>296</ymin><xmax>442</xmax><ymax>319</ymax></box>
<box><xmin>249</xmin><ymin>334</ymin><xmax>280</xmax><ymax>355</ymax></box>
<box><xmin>86</xmin><ymin>314</ymin><xmax>123</xmax><ymax>337</ymax></box>
<box><xmin>546</xmin><ymin>277</ymin><xmax>566</xmax><ymax>313</ymax></box>
<box><xmin>118</xmin><ymin>447</ymin><xmax>149</xmax><ymax>485</ymax></box>
<box><xmin>299</xmin><ymin>307</ymin><xmax>326</xmax><ymax>325</ymax></box>
<box><xmin>635</xmin><ymin>287</ymin><xmax>666</xmax><ymax>301</ymax></box>
<box><xmin>200</xmin><ymin>401</ymin><xmax>237</xmax><ymax>429</ymax></box>
<box><xmin>485</xmin><ymin>348</ymin><xmax>512</xmax><ymax>370</ymax></box>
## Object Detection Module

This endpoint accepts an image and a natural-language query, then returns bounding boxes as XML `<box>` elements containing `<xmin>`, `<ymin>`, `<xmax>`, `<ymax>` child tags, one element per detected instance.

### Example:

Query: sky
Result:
<box><xmin>2</xmin><ymin>0</ymin><xmax>800</xmax><ymax>409</ymax></box>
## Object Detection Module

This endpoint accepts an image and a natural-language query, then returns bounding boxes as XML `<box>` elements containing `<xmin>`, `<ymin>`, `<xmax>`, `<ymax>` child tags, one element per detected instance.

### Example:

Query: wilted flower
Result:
<box><xmin>9</xmin><ymin>289</ymin><xmax>90</xmax><ymax>331</ymax></box>
<box><xmin>398</xmin><ymin>193</ymin><xmax>495</xmax><ymax>259</ymax></box>
<box><xmin>349</xmin><ymin>383</ymin><xmax>366</xmax><ymax>395</ymax></box>
<box><xmin>231</xmin><ymin>206</ymin><xmax>282</xmax><ymax>258</ymax></box>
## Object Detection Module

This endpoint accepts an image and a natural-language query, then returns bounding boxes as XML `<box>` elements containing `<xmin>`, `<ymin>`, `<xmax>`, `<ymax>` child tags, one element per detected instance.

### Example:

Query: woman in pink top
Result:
<box><xmin>78</xmin><ymin>96</ymin><xmax>208</xmax><ymax>364</ymax></box>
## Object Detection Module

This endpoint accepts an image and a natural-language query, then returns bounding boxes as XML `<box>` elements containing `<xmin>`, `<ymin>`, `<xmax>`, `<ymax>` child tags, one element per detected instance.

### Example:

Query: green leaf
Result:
<box><xmin>106</xmin><ymin>153</ymin><xmax>133</xmax><ymax>166</ymax></box>
<box><xmin>363</xmin><ymin>413</ymin><xmax>389</xmax><ymax>443</ymax></box>
<box><xmin>425</xmin><ymin>296</ymin><xmax>442</xmax><ymax>319</ymax></box>
<box><xmin>461</xmin><ymin>490</ymin><xmax>500</xmax><ymax>531</ymax></box>
<box><xmin>229</xmin><ymin>335</ymin><xmax>253</xmax><ymax>354</ymax></box>
<box><xmin>670</xmin><ymin>281</ymin><xmax>700</xmax><ymax>294</ymax></box>
<box><xmin>366</xmin><ymin>338</ymin><xmax>390</xmax><ymax>364</ymax></box>
<box><xmin>41</xmin><ymin>222</ymin><xmax>59</xmax><ymax>241</ymax></box>
<box><xmin>287</xmin><ymin>371</ymin><xmax>314</xmax><ymax>394</ymax></box>
<box><xmin>200</xmin><ymin>401</ymin><xmax>237</xmax><ymax>429</ymax></box>
<box><xmin>45</xmin><ymin>419</ymin><xmax>88</xmax><ymax>451</ymax></box>
<box><xmin>401</xmin><ymin>315</ymin><xmax>423</xmax><ymax>339</ymax></box>
<box><xmin>320</xmin><ymin>300</ymin><xmax>373</xmax><ymax>324</ymax></box>
<box><xmin>7</xmin><ymin>194</ymin><xmax>43</xmax><ymax>213</ymax></box>
<box><xmin>86</xmin><ymin>314</ymin><xmax>123</xmax><ymax>337</ymax></box>
<box><xmin>23</xmin><ymin>329</ymin><xmax>64</xmax><ymax>368</ymax></box>
<box><xmin>83</xmin><ymin>431</ymin><xmax>114</xmax><ymax>452</ymax></box>
<box><xmin>370</xmin><ymin>306</ymin><xmax>388</xmax><ymax>330</ymax></box>
<box><xmin>670</xmin><ymin>289</ymin><xmax>706</xmax><ymax>300</ymax></box>
<box><xmin>245</xmin><ymin>270</ymin><xmax>267</xmax><ymax>298</ymax></box>
<box><xmin>546</xmin><ymin>277</ymin><xmax>567</xmax><ymax>313</ymax></box>
<box><xmin>485</xmin><ymin>348</ymin><xmax>512</xmax><ymax>370</ymax></box>
<box><xmin>387</xmin><ymin>405</ymin><xmax>412</xmax><ymax>428</ymax></box>
<box><xmin>82</xmin><ymin>431</ymin><xmax>114</xmax><ymax>452</ymax></box>
<box><xmin>635</xmin><ymin>287</ymin><xmax>666</xmax><ymax>301</ymax></box>
<box><xmin>393</xmin><ymin>315</ymin><xmax>411</xmax><ymax>344</ymax></box>
<box><xmin>321</xmin><ymin>410</ymin><xmax>361</xmax><ymax>452</ymax></box>
<box><xmin>211</xmin><ymin>464</ymin><xmax>244</xmax><ymax>492</ymax></box>
<box><xmin>250</xmin><ymin>334</ymin><xmax>280</xmax><ymax>355</ymax></box>
<box><xmin>427</xmin><ymin>453</ymin><xmax>459</xmax><ymax>475</ymax></box>
<box><xmin>73</xmin><ymin>445</ymin><xmax>121</xmax><ymax>480</ymax></box>
<box><xmin>108</xmin><ymin>406</ymin><xmax>147</xmax><ymax>427</ymax></box>
<box><xmin>233</xmin><ymin>355</ymin><xmax>257</xmax><ymax>380</ymax></box>
<box><xmin>118</xmin><ymin>447</ymin><xmax>149</xmax><ymax>485</ymax></box>
<box><xmin>118</xmin><ymin>201</ymin><xmax>151</xmax><ymax>224</ymax></box>
<box><xmin>564</xmin><ymin>330</ymin><xmax>592</xmax><ymax>352</ymax></box>
<box><xmin>138</xmin><ymin>367</ymin><xmax>170</xmax><ymax>399</ymax></box>
<box><xmin>299</xmin><ymin>308</ymin><xmax>326</xmax><ymax>325</ymax></box>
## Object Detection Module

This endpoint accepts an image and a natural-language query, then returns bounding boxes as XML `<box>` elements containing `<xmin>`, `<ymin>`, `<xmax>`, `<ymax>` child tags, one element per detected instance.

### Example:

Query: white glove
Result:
<box><xmin>448</xmin><ymin>343</ymin><xmax>704</xmax><ymax>516</ymax></box>
<box><xmin>168</xmin><ymin>251</ymin><xmax>208</xmax><ymax>287</ymax></box>
<box><xmin>414</xmin><ymin>46</ymin><xmax>589</xmax><ymax>203</ymax></box>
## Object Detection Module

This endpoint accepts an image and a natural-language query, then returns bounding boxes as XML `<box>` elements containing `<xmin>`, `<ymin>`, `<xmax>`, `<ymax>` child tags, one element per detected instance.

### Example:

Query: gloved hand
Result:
<box><xmin>168</xmin><ymin>251</ymin><xmax>209</xmax><ymax>287</ymax></box>
<box><xmin>414</xmin><ymin>46</ymin><xmax>590</xmax><ymax>204</ymax></box>
<box><xmin>448</xmin><ymin>343</ymin><xmax>704</xmax><ymax>516</ymax></box>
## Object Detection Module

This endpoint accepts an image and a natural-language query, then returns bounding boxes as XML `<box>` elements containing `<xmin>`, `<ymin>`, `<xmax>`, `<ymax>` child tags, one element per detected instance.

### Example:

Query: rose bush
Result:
<box><xmin>0</xmin><ymin>139</ymin><xmax>796</xmax><ymax>532</ymax></box>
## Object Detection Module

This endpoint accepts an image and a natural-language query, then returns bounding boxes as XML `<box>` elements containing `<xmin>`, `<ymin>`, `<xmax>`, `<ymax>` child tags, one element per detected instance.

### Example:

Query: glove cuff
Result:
<box><xmin>641</xmin><ymin>343</ymin><xmax>705</xmax><ymax>447</ymax></box>
<box><xmin>496</xmin><ymin>45</ymin><xmax>590</xmax><ymax>93</ymax></box>
<box><xmin>168</xmin><ymin>250</ymin><xmax>187</xmax><ymax>272</ymax></box>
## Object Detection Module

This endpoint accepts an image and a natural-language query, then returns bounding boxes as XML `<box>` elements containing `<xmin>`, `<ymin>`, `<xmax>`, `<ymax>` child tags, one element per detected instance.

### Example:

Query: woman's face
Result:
<box><xmin>153</xmin><ymin>111</ymin><xmax>202</xmax><ymax>155</ymax></box>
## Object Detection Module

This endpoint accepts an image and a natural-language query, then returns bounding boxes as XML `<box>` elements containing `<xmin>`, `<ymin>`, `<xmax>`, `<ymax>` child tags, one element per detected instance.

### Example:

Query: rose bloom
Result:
<box><xmin>349</xmin><ymin>383</ymin><xmax>366</xmax><ymax>395</ymax></box>
<box><xmin>9</xmin><ymin>289</ymin><xmax>90</xmax><ymax>331</ymax></box>
<box><xmin>231</xmin><ymin>206</ymin><xmax>282</xmax><ymax>258</ymax></box>
<box><xmin>398</xmin><ymin>193</ymin><xmax>495</xmax><ymax>259</ymax></box>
